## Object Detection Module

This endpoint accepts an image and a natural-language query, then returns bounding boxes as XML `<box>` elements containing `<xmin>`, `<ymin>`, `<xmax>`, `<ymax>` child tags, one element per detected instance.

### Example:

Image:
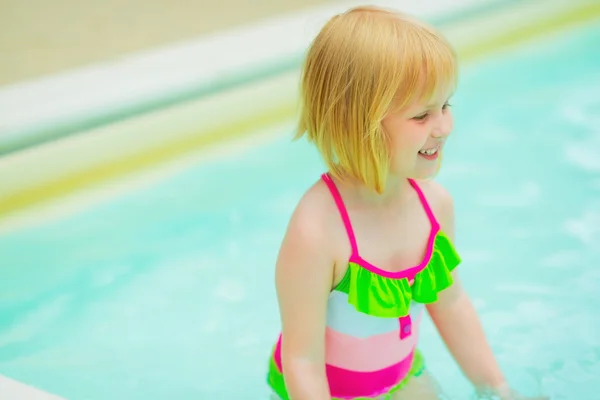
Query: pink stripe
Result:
<box><xmin>274</xmin><ymin>335</ymin><xmax>415</xmax><ymax>399</ymax></box>
<box><xmin>324</xmin><ymin>325</ymin><xmax>419</xmax><ymax>371</ymax></box>
<box><xmin>327</xmin><ymin>353</ymin><xmax>414</xmax><ymax>399</ymax></box>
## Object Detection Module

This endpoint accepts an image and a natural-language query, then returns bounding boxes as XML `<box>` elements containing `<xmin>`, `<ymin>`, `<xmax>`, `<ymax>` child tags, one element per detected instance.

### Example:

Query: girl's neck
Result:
<box><xmin>332</xmin><ymin>173</ymin><xmax>414</xmax><ymax>210</ymax></box>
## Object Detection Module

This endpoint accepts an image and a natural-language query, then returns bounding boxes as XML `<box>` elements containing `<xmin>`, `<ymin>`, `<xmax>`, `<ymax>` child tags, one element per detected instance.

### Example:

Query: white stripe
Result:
<box><xmin>326</xmin><ymin>291</ymin><xmax>425</xmax><ymax>338</ymax></box>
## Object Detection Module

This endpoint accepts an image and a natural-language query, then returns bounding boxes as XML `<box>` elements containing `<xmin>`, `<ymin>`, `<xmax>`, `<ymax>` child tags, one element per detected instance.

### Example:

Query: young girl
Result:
<box><xmin>267</xmin><ymin>6</ymin><xmax>547</xmax><ymax>400</ymax></box>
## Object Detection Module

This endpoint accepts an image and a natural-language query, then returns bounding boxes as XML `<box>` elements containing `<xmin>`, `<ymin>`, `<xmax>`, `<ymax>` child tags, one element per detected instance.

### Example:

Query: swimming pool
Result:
<box><xmin>1</xmin><ymin>19</ymin><xmax>599</xmax><ymax>400</ymax></box>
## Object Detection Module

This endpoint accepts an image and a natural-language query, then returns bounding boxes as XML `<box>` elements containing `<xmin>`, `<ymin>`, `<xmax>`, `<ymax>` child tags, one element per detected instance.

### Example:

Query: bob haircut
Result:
<box><xmin>295</xmin><ymin>6</ymin><xmax>458</xmax><ymax>193</ymax></box>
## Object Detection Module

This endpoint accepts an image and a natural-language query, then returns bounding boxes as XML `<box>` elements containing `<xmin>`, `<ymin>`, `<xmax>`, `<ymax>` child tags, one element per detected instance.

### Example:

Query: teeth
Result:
<box><xmin>419</xmin><ymin>147</ymin><xmax>438</xmax><ymax>156</ymax></box>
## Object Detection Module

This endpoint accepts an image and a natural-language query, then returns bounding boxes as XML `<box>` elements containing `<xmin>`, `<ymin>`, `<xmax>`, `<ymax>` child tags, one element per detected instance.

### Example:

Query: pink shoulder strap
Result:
<box><xmin>321</xmin><ymin>173</ymin><xmax>359</xmax><ymax>257</ymax></box>
<box><xmin>408</xmin><ymin>179</ymin><xmax>440</xmax><ymax>228</ymax></box>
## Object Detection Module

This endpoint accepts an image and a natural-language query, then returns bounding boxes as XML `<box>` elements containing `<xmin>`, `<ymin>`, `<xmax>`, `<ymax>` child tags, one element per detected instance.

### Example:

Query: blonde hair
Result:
<box><xmin>295</xmin><ymin>6</ymin><xmax>458</xmax><ymax>193</ymax></box>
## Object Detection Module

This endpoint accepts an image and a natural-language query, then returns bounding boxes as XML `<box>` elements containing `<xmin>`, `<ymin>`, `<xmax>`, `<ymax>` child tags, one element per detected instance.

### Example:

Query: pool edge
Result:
<box><xmin>0</xmin><ymin>374</ymin><xmax>65</xmax><ymax>400</ymax></box>
<box><xmin>0</xmin><ymin>0</ymin><xmax>514</xmax><ymax>155</ymax></box>
<box><xmin>1</xmin><ymin>1</ymin><xmax>600</xmax><ymax>223</ymax></box>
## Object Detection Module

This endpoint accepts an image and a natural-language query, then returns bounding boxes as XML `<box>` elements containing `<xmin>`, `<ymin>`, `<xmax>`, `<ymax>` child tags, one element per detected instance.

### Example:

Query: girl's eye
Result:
<box><xmin>413</xmin><ymin>102</ymin><xmax>452</xmax><ymax>121</ymax></box>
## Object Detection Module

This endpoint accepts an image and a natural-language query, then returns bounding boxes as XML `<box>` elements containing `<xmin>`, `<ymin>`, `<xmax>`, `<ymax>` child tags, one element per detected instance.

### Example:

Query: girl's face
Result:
<box><xmin>382</xmin><ymin>90</ymin><xmax>454</xmax><ymax>180</ymax></box>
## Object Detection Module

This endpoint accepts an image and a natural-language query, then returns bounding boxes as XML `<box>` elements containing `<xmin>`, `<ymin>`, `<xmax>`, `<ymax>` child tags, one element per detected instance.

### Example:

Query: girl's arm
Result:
<box><xmin>424</xmin><ymin>183</ymin><xmax>547</xmax><ymax>399</ymax></box>
<box><xmin>275</xmin><ymin>200</ymin><xmax>335</xmax><ymax>400</ymax></box>
<box><xmin>425</xmin><ymin>187</ymin><xmax>507</xmax><ymax>393</ymax></box>
<box><xmin>427</xmin><ymin>276</ymin><xmax>509</xmax><ymax>393</ymax></box>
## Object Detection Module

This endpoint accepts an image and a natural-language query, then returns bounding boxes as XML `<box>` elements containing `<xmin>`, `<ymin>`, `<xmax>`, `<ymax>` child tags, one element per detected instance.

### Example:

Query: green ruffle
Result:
<box><xmin>335</xmin><ymin>230</ymin><xmax>461</xmax><ymax>318</ymax></box>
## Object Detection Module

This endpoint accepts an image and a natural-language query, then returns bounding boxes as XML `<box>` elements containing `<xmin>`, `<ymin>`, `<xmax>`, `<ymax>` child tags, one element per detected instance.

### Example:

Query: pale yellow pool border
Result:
<box><xmin>1</xmin><ymin>1</ymin><xmax>599</xmax><ymax>223</ymax></box>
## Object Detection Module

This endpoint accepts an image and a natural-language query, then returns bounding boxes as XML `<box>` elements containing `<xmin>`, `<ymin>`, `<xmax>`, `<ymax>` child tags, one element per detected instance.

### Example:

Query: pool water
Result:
<box><xmin>1</xmin><ymin>20</ymin><xmax>599</xmax><ymax>400</ymax></box>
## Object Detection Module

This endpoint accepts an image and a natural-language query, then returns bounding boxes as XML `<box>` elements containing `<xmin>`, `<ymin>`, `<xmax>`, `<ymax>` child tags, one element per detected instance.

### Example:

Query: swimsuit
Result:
<box><xmin>267</xmin><ymin>173</ymin><xmax>461</xmax><ymax>399</ymax></box>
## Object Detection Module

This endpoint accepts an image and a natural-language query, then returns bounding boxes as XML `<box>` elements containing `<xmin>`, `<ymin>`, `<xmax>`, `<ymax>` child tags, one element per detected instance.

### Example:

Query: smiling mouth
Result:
<box><xmin>418</xmin><ymin>146</ymin><xmax>439</xmax><ymax>156</ymax></box>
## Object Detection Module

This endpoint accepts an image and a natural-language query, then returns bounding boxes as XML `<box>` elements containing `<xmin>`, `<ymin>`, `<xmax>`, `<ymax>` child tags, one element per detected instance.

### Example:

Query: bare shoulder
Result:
<box><xmin>414</xmin><ymin>179</ymin><xmax>455</xmax><ymax>238</ymax></box>
<box><xmin>275</xmin><ymin>178</ymin><xmax>346</xmax><ymax>291</ymax></box>
<box><xmin>282</xmin><ymin>179</ymin><xmax>343</xmax><ymax>251</ymax></box>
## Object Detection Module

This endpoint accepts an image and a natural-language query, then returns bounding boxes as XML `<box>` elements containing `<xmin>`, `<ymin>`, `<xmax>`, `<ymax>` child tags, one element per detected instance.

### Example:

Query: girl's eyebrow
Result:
<box><xmin>425</xmin><ymin>96</ymin><xmax>453</xmax><ymax>108</ymax></box>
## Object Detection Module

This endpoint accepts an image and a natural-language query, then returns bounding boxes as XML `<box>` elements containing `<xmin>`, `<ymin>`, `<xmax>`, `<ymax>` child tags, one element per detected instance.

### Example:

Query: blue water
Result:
<box><xmin>1</xmin><ymin>21</ymin><xmax>599</xmax><ymax>400</ymax></box>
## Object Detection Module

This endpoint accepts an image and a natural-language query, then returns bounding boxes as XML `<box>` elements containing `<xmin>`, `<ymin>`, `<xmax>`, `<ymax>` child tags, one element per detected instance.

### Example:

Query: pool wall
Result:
<box><xmin>0</xmin><ymin>0</ymin><xmax>509</xmax><ymax>154</ymax></box>
<box><xmin>2</xmin><ymin>0</ymin><xmax>599</xmax><ymax>224</ymax></box>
